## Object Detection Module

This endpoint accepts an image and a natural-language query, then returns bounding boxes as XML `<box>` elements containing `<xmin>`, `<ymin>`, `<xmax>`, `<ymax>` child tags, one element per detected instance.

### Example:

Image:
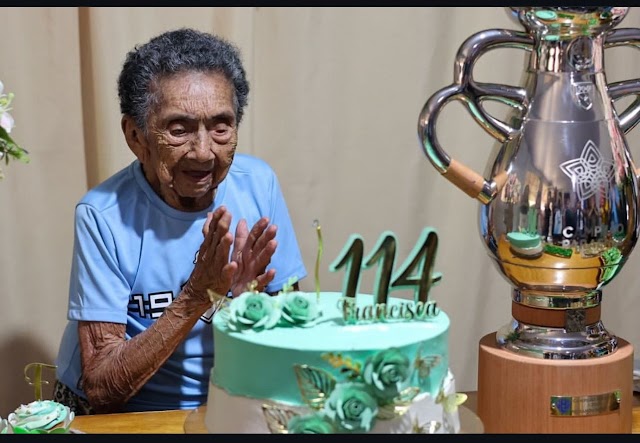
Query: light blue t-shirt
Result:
<box><xmin>56</xmin><ymin>154</ymin><xmax>307</xmax><ymax>412</ymax></box>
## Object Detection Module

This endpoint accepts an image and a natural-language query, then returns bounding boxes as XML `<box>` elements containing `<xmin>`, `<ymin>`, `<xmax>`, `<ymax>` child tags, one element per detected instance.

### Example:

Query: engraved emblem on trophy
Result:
<box><xmin>417</xmin><ymin>7</ymin><xmax>640</xmax><ymax>433</ymax></box>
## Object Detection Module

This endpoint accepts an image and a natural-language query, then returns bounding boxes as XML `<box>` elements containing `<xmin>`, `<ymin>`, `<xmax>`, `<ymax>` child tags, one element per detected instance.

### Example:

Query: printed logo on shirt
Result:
<box><xmin>128</xmin><ymin>291</ymin><xmax>173</xmax><ymax>319</ymax></box>
<box><xmin>127</xmin><ymin>282</ymin><xmax>215</xmax><ymax>324</ymax></box>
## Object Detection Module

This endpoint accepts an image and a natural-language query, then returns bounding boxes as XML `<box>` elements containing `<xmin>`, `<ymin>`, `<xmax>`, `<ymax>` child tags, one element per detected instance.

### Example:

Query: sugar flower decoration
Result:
<box><xmin>322</xmin><ymin>382</ymin><xmax>379</xmax><ymax>432</ymax></box>
<box><xmin>287</xmin><ymin>413</ymin><xmax>335</xmax><ymax>434</ymax></box>
<box><xmin>0</xmin><ymin>80</ymin><xmax>29</xmax><ymax>178</ymax></box>
<box><xmin>227</xmin><ymin>290</ymin><xmax>281</xmax><ymax>332</ymax></box>
<box><xmin>362</xmin><ymin>348</ymin><xmax>412</xmax><ymax>403</ymax></box>
<box><xmin>280</xmin><ymin>291</ymin><xmax>322</xmax><ymax>327</ymax></box>
<box><xmin>278</xmin><ymin>277</ymin><xmax>323</xmax><ymax>327</ymax></box>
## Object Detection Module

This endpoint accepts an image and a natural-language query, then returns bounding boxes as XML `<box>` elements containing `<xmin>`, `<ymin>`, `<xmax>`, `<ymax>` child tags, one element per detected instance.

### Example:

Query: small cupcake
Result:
<box><xmin>5</xmin><ymin>400</ymin><xmax>74</xmax><ymax>434</ymax></box>
<box><xmin>507</xmin><ymin>232</ymin><xmax>543</xmax><ymax>259</ymax></box>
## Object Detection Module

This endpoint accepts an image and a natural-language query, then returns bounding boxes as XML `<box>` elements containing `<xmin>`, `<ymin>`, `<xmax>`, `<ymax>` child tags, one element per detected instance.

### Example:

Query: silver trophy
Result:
<box><xmin>418</xmin><ymin>7</ymin><xmax>640</xmax><ymax>359</ymax></box>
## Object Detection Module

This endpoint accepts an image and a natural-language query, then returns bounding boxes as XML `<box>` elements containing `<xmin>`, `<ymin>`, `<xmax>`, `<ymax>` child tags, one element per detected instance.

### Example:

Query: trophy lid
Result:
<box><xmin>508</xmin><ymin>7</ymin><xmax>629</xmax><ymax>39</ymax></box>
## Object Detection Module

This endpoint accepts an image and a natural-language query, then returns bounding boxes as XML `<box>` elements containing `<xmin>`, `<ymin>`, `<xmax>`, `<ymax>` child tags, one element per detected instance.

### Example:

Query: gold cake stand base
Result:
<box><xmin>183</xmin><ymin>404</ymin><xmax>484</xmax><ymax>434</ymax></box>
<box><xmin>478</xmin><ymin>332</ymin><xmax>634</xmax><ymax>433</ymax></box>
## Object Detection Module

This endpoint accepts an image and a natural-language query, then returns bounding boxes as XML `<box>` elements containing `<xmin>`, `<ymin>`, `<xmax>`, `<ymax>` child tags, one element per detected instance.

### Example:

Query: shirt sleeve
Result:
<box><xmin>67</xmin><ymin>203</ymin><xmax>131</xmax><ymax>323</ymax></box>
<box><xmin>264</xmin><ymin>172</ymin><xmax>308</xmax><ymax>292</ymax></box>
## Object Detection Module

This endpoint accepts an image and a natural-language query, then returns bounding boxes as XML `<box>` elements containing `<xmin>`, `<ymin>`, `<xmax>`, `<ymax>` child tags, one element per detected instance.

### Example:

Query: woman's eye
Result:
<box><xmin>213</xmin><ymin>126</ymin><xmax>229</xmax><ymax>136</ymax></box>
<box><xmin>170</xmin><ymin>128</ymin><xmax>187</xmax><ymax>137</ymax></box>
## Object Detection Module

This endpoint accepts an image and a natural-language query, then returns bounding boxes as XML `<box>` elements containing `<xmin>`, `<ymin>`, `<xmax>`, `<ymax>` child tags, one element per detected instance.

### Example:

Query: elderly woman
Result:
<box><xmin>53</xmin><ymin>28</ymin><xmax>307</xmax><ymax>414</ymax></box>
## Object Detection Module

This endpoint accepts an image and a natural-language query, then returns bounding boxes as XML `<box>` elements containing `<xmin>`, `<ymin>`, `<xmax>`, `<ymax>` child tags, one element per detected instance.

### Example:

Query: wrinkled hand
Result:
<box><xmin>229</xmin><ymin>217</ymin><xmax>278</xmax><ymax>297</ymax></box>
<box><xmin>184</xmin><ymin>206</ymin><xmax>237</xmax><ymax>304</ymax></box>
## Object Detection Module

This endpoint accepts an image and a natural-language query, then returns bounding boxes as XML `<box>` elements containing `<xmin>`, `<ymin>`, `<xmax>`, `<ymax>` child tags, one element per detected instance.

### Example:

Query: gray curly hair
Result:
<box><xmin>117</xmin><ymin>28</ymin><xmax>250</xmax><ymax>132</ymax></box>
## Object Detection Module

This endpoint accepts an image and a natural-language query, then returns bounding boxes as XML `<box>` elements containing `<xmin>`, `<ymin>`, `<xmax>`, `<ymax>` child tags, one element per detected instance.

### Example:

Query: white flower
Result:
<box><xmin>0</xmin><ymin>80</ymin><xmax>16</xmax><ymax>133</ymax></box>
<box><xmin>0</xmin><ymin>111</ymin><xmax>14</xmax><ymax>134</ymax></box>
<box><xmin>0</xmin><ymin>79</ymin><xmax>29</xmax><ymax>176</ymax></box>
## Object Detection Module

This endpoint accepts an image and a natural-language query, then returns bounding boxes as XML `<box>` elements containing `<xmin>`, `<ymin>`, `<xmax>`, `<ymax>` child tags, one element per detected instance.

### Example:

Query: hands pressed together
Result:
<box><xmin>185</xmin><ymin>206</ymin><xmax>278</xmax><ymax>304</ymax></box>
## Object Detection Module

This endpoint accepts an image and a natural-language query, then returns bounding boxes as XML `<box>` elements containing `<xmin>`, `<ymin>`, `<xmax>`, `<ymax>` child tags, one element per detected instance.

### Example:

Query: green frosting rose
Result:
<box><xmin>362</xmin><ymin>348</ymin><xmax>411</xmax><ymax>402</ymax></box>
<box><xmin>288</xmin><ymin>413</ymin><xmax>335</xmax><ymax>434</ymax></box>
<box><xmin>280</xmin><ymin>291</ymin><xmax>322</xmax><ymax>326</ymax></box>
<box><xmin>323</xmin><ymin>383</ymin><xmax>378</xmax><ymax>433</ymax></box>
<box><xmin>227</xmin><ymin>291</ymin><xmax>281</xmax><ymax>332</ymax></box>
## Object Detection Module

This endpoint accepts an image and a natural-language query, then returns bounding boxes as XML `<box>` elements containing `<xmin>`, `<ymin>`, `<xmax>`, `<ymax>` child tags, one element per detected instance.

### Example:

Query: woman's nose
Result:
<box><xmin>191</xmin><ymin>128</ymin><xmax>214</xmax><ymax>160</ymax></box>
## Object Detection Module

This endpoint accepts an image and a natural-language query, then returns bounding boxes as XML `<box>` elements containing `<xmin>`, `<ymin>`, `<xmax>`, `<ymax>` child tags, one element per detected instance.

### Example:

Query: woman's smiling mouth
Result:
<box><xmin>183</xmin><ymin>170</ymin><xmax>212</xmax><ymax>181</ymax></box>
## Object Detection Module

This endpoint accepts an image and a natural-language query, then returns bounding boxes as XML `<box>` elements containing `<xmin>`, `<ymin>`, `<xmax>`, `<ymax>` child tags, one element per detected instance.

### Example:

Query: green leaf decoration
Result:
<box><xmin>261</xmin><ymin>403</ymin><xmax>298</xmax><ymax>434</ymax></box>
<box><xmin>11</xmin><ymin>427</ymin><xmax>31</xmax><ymax>434</ymax></box>
<box><xmin>293</xmin><ymin>364</ymin><xmax>336</xmax><ymax>410</ymax></box>
<box><xmin>9</xmin><ymin>426</ymin><xmax>63</xmax><ymax>434</ymax></box>
<box><xmin>48</xmin><ymin>428</ymin><xmax>70</xmax><ymax>434</ymax></box>
<box><xmin>321</xmin><ymin>352</ymin><xmax>362</xmax><ymax>377</ymax></box>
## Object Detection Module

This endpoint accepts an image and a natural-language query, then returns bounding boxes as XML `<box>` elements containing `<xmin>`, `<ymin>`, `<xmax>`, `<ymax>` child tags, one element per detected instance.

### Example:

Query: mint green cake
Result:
<box><xmin>205</xmin><ymin>291</ymin><xmax>461</xmax><ymax>434</ymax></box>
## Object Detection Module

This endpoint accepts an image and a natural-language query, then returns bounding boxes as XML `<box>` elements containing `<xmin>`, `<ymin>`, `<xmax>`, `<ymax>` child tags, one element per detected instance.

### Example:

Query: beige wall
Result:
<box><xmin>1</xmin><ymin>7</ymin><xmax>640</xmax><ymax>415</ymax></box>
<box><xmin>0</xmin><ymin>7</ymin><xmax>87</xmax><ymax>413</ymax></box>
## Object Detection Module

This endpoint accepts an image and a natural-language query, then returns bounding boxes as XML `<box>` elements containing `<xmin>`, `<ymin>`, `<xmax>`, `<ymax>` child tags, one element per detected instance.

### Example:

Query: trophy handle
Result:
<box><xmin>417</xmin><ymin>29</ymin><xmax>532</xmax><ymax>204</ymax></box>
<box><xmin>454</xmin><ymin>29</ymin><xmax>533</xmax><ymax>141</ymax></box>
<box><xmin>418</xmin><ymin>83</ymin><xmax>508</xmax><ymax>204</ymax></box>
<box><xmin>605</xmin><ymin>28</ymin><xmax>640</xmax><ymax>134</ymax></box>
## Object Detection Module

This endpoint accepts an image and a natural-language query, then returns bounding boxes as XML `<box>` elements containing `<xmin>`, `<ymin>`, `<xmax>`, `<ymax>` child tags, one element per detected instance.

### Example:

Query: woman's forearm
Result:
<box><xmin>78</xmin><ymin>290</ymin><xmax>211</xmax><ymax>413</ymax></box>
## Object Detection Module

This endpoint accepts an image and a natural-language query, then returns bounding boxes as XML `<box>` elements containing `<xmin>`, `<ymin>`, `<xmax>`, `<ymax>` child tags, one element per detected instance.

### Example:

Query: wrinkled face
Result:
<box><xmin>141</xmin><ymin>70</ymin><xmax>238</xmax><ymax>212</ymax></box>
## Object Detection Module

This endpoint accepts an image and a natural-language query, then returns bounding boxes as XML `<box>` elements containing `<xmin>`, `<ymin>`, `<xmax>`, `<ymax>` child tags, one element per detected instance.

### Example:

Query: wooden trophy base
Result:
<box><xmin>477</xmin><ymin>332</ymin><xmax>634</xmax><ymax>433</ymax></box>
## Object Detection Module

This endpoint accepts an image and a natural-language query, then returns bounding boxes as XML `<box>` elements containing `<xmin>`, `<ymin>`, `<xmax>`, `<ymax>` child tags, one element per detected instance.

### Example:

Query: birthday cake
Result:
<box><xmin>204</xmin><ymin>229</ymin><xmax>464</xmax><ymax>434</ymax></box>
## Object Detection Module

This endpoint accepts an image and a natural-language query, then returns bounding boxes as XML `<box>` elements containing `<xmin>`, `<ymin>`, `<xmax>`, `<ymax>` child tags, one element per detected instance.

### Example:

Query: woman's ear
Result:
<box><xmin>121</xmin><ymin>116</ymin><xmax>149</xmax><ymax>163</ymax></box>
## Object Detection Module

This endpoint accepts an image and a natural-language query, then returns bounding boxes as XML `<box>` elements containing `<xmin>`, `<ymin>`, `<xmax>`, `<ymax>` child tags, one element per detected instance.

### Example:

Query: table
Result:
<box><xmin>71</xmin><ymin>392</ymin><xmax>640</xmax><ymax>434</ymax></box>
<box><xmin>71</xmin><ymin>409</ymin><xmax>190</xmax><ymax>434</ymax></box>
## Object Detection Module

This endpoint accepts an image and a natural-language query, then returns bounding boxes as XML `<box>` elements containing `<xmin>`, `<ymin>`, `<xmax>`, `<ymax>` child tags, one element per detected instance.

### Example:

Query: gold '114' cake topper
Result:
<box><xmin>328</xmin><ymin>227</ymin><xmax>442</xmax><ymax>324</ymax></box>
